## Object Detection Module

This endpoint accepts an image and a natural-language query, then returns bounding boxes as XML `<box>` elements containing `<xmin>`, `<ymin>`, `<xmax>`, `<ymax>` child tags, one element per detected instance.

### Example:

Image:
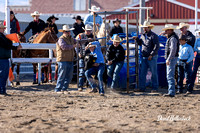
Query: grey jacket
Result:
<box><xmin>165</xmin><ymin>32</ymin><xmax>179</xmax><ymax>61</ymax></box>
<box><xmin>136</xmin><ymin>30</ymin><xmax>160</xmax><ymax>57</ymax></box>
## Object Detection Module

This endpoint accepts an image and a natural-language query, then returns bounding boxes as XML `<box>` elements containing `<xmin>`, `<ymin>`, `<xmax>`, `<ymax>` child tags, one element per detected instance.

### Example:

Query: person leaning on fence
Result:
<box><xmin>84</xmin><ymin>5</ymin><xmax>103</xmax><ymax>27</ymax></box>
<box><xmin>3</xmin><ymin>11</ymin><xmax>20</xmax><ymax>34</ymax></box>
<box><xmin>0</xmin><ymin>22</ymin><xmax>22</xmax><ymax>96</ymax></box>
<box><xmin>76</xmin><ymin>24</ymin><xmax>95</xmax><ymax>91</ymax></box>
<box><xmin>73</xmin><ymin>15</ymin><xmax>85</xmax><ymax>37</ymax></box>
<box><xmin>176</xmin><ymin>35</ymin><xmax>194</xmax><ymax>95</ymax></box>
<box><xmin>176</xmin><ymin>22</ymin><xmax>195</xmax><ymax>48</ymax></box>
<box><xmin>109</xmin><ymin>18</ymin><xmax>123</xmax><ymax>37</ymax></box>
<box><xmin>162</xmin><ymin>24</ymin><xmax>179</xmax><ymax>97</ymax></box>
<box><xmin>106</xmin><ymin>35</ymin><xmax>125</xmax><ymax>90</ymax></box>
<box><xmin>54</xmin><ymin>25</ymin><xmax>76</xmax><ymax>94</ymax></box>
<box><xmin>84</xmin><ymin>41</ymin><xmax>105</xmax><ymax>96</ymax></box>
<box><xmin>21</xmin><ymin>11</ymin><xmax>45</xmax><ymax>36</ymax></box>
<box><xmin>45</xmin><ymin>15</ymin><xmax>59</xmax><ymax>34</ymax></box>
<box><xmin>188</xmin><ymin>29</ymin><xmax>200</xmax><ymax>94</ymax></box>
<box><xmin>133</xmin><ymin>21</ymin><xmax>160</xmax><ymax>93</ymax></box>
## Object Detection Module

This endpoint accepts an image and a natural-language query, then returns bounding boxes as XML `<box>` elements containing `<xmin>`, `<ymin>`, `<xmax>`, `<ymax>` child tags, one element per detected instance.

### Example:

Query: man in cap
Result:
<box><xmin>177</xmin><ymin>22</ymin><xmax>195</xmax><ymax>48</ymax></box>
<box><xmin>73</xmin><ymin>15</ymin><xmax>85</xmax><ymax>37</ymax></box>
<box><xmin>85</xmin><ymin>41</ymin><xmax>105</xmax><ymax>96</ymax></box>
<box><xmin>76</xmin><ymin>24</ymin><xmax>95</xmax><ymax>91</ymax></box>
<box><xmin>162</xmin><ymin>24</ymin><xmax>179</xmax><ymax>97</ymax></box>
<box><xmin>133</xmin><ymin>21</ymin><xmax>160</xmax><ymax>92</ymax></box>
<box><xmin>188</xmin><ymin>29</ymin><xmax>200</xmax><ymax>94</ymax></box>
<box><xmin>45</xmin><ymin>15</ymin><xmax>59</xmax><ymax>34</ymax></box>
<box><xmin>84</xmin><ymin>5</ymin><xmax>103</xmax><ymax>27</ymax></box>
<box><xmin>21</xmin><ymin>11</ymin><xmax>45</xmax><ymax>36</ymax></box>
<box><xmin>177</xmin><ymin>35</ymin><xmax>194</xmax><ymax>94</ymax></box>
<box><xmin>106</xmin><ymin>35</ymin><xmax>125</xmax><ymax>90</ymax></box>
<box><xmin>110</xmin><ymin>18</ymin><xmax>123</xmax><ymax>37</ymax></box>
<box><xmin>54</xmin><ymin>25</ymin><xmax>76</xmax><ymax>94</ymax></box>
<box><xmin>0</xmin><ymin>22</ymin><xmax>22</xmax><ymax>96</ymax></box>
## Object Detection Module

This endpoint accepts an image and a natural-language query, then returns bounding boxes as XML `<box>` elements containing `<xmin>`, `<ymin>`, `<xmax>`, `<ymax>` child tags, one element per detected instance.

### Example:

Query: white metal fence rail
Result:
<box><xmin>12</xmin><ymin>43</ymin><xmax>56</xmax><ymax>85</ymax></box>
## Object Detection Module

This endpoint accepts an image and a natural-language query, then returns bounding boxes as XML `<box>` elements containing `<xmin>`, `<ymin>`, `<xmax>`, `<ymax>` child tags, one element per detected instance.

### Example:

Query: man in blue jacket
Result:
<box><xmin>85</xmin><ymin>41</ymin><xmax>105</xmax><ymax>96</ymax></box>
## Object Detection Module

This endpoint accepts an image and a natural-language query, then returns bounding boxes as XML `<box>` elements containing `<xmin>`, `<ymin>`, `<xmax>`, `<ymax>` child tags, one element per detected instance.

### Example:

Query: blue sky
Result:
<box><xmin>0</xmin><ymin>0</ymin><xmax>29</xmax><ymax>12</ymax></box>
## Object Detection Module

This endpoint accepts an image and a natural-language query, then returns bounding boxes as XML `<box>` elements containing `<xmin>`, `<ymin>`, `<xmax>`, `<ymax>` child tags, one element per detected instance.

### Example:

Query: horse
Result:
<box><xmin>11</xmin><ymin>33</ymin><xmax>27</xmax><ymax>86</ymax></box>
<box><xmin>96</xmin><ymin>20</ymin><xmax>111</xmax><ymax>55</ymax></box>
<box><xmin>31</xmin><ymin>28</ymin><xmax>58</xmax><ymax>84</ymax></box>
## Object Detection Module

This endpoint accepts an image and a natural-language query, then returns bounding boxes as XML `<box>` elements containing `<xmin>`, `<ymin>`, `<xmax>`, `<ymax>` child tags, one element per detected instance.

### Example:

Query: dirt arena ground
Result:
<box><xmin>0</xmin><ymin>75</ymin><xmax>200</xmax><ymax>133</ymax></box>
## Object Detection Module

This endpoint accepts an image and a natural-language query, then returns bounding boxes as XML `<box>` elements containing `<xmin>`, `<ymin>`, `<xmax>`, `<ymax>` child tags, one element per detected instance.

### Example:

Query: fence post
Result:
<box><xmin>38</xmin><ymin>63</ymin><xmax>41</xmax><ymax>85</ymax></box>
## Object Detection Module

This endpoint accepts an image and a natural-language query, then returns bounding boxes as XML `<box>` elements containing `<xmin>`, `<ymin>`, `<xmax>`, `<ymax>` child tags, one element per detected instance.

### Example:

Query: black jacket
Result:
<box><xmin>0</xmin><ymin>33</ymin><xmax>17</xmax><ymax>59</ymax></box>
<box><xmin>24</xmin><ymin>19</ymin><xmax>46</xmax><ymax>35</ymax></box>
<box><xmin>45</xmin><ymin>23</ymin><xmax>58</xmax><ymax>34</ymax></box>
<box><xmin>184</xmin><ymin>31</ymin><xmax>195</xmax><ymax>48</ymax></box>
<box><xmin>110</xmin><ymin>26</ymin><xmax>123</xmax><ymax>37</ymax></box>
<box><xmin>106</xmin><ymin>44</ymin><xmax>125</xmax><ymax>62</ymax></box>
<box><xmin>73</xmin><ymin>22</ymin><xmax>85</xmax><ymax>37</ymax></box>
<box><xmin>136</xmin><ymin>30</ymin><xmax>160</xmax><ymax>57</ymax></box>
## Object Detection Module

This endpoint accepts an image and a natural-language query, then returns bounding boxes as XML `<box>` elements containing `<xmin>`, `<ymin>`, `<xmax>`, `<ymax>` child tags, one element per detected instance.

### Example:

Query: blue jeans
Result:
<box><xmin>107</xmin><ymin>61</ymin><xmax>124</xmax><ymax>89</ymax></box>
<box><xmin>139</xmin><ymin>55</ymin><xmax>158</xmax><ymax>91</ymax></box>
<box><xmin>177</xmin><ymin>60</ymin><xmax>193</xmax><ymax>92</ymax></box>
<box><xmin>0</xmin><ymin>59</ymin><xmax>9</xmax><ymax>94</ymax></box>
<box><xmin>189</xmin><ymin>55</ymin><xmax>200</xmax><ymax>92</ymax></box>
<box><xmin>85</xmin><ymin>63</ymin><xmax>105</xmax><ymax>94</ymax></box>
<box><xmin>166</xmin><ymin>58</ymin><xmax>177</xmax><ymax>96</ymax></box>
<box><xmin>55</xmin><ymin>61</ymin><xmax>74</xmax><ymax>92</ymax></box>
<box><xmin>78</xmin><ymin>59</ymin><xmax>85</xmax><ymax>88</ymax></box>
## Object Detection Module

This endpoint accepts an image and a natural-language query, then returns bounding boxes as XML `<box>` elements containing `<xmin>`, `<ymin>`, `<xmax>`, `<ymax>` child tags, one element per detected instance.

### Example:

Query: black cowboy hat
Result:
<box><xmin>47</xmin><ymin>15</ymin><xmax>59</xmax><ymax>22</ymax></box>
<box><xmin>72</xmin><ymin>15</ymin><xmax>83</xmax><ymax>21</ymax></box>
<box><xmin>113</xmin><ymin>18</ymin><xmax>121</xmax><ymax>24</ymax></box>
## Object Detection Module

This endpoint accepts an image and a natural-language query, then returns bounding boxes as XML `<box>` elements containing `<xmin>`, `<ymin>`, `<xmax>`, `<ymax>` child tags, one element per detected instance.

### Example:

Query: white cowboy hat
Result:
<box><xmin>111</xmin><ymin>35</ymin><xmax>122</xmax><ymax>43</ymax></box>
<box><xmin>162</xmin><ymin>24</ymin><xmax>176</xmax><ymax>31</ymax></box>
<box><xmin>140</xmin><ymin>21</ymin><xmax>154</xmax><ymax>29</ymax></box>
<box><xmin>31</xmin><ymin>11</ymin><xmax>41</xmax><ymax>17</ymax></box>
<box><xmin>0</xmin><ymin>22</ymin><xmax>6</xmax><ymax>29</ymax></box>
<box><xmin>82</xmin><ymin>24</ymin><xmax>93</xmax><ymax>31</ymax></box>
<box><xmin>195</xmin><ymin>29</ymin><xmax>200</xmax><ymax>34</ymax></box>
<box><xmin>88</xmin><ymin>5</ymin><xmax>100</xmax><ymax>12</ymax></box>
<box><xmin>58</xmin><ymin>25</ymin><xmax>74</xmax><ymax>32</ymax></box>
<box><xmin>176</xmin><ymin>22</ymin><xmax>190</xmax><ymax>29</ymax></box>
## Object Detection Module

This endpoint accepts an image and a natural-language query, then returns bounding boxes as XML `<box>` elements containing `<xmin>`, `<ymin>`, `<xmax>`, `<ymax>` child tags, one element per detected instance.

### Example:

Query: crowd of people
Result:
<box><xmin>0</xmin><ymin>5</ymin><xmax>200</xmax><ymax>97</ymax></box>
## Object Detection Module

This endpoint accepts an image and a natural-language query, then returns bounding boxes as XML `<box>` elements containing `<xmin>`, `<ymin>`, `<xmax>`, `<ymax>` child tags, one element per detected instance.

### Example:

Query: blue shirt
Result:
<box><xmin>194</xmin><ymin>38</ymin><xmax>200</xmax><ymax>53</ymax></box>
<box><xmin>90</xmin><ymin>41</ymin><xmax>104</xmax><ymax>64</ymax></box>
<box><xmin>84</xmin><ymin>14</ymin><xmax>103</xmax><ymax>26</ymax></box>
<box><xmin>178</xmin><ymin>43</ymin><xmax>194</xmax><ymax>63</ymax></box>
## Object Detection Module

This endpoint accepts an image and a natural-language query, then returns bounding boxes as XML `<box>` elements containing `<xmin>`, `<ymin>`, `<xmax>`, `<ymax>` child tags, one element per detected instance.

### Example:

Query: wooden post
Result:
<box><xmin>93</xmin><ymin>12</ymin><xmax>96</xmax><ymax>39</ymax></box>
<box><xmin>126</xmin><ymin>9</ymin><xmax>130</xmax><ymax>93</ymax></box>
<box><xmin>136</xmin><ymin>11</ymin><xmax>139</xmax><ymax>88</ymax></box>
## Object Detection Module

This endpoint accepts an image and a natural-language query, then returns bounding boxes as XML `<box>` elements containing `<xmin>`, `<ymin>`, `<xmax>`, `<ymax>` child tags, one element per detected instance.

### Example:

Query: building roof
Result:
<box><xmin>10</xmin><ymin>0</ymin><xmax>131</xmax><ymax>14</ymax></box>
<box><xmin>106</xmin><ymin>0</ymin><xmax>200</xmax><ymax>25</ymax></box>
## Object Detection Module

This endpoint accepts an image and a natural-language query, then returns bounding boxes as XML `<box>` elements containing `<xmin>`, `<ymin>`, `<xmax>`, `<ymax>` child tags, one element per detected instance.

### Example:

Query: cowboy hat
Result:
<box><xmin>113</xmin><ymin>18</ymin><xmax>121</xmax><ymax>24</ymax></box>
<box><xmin>72</xmin><ymin>15</ymin><xmax>83</xmax><ymax>21</ymax></box>
<box><xmin>176</xmin><ymin>22</ymin><xmax>190</xmax><ymax>29</ymax></box>
<box><xmin>0</xmin><ymin>22</ymin><xmax>6</xmax><ymax>29</ymax></box>
<box><xmin>47</xmin><ymin>15</ymin><xmax>59</xmax><ymax>22</ymax></box>
<box><xmin>195</xmin><ymin>29</ymin><xmax>200</xmax><ymax>34</ymax></box>
<box><xmin>31</xmin><ymin>11</ymin><xmax>41</xmax><ymax>17</ymax></box>
<box><xmin>111</xmin><ymin>35</ymin><xmax>122</xmax><ymax>43</ymax></box>
<box><xmin>82</xmin><ymin>24</ymin><xmax>93</xmax><ymax>31</ymax></box>
<box><xmin>140</xmin><ymin>21</ymin><xmax>154</xmax><ymax>29</ymax></box>
<box><xmin>88</xmin><ymin>5</ymin><xmax>100</xmax><ymax>12</ymax></box>
<box><xmin>88</xmin><ymin>41</ymin><xmax>98</xmax><ymax>48</ymax></box>
<box><xmin>58</xmin><ymin>25</ymin><xmax>74</xmax><ymax>32</ymax></box>
<box><xmin>162</xmin><ymin>24</ymin><xmax>175</xmax><ymax>31</ymax></box>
